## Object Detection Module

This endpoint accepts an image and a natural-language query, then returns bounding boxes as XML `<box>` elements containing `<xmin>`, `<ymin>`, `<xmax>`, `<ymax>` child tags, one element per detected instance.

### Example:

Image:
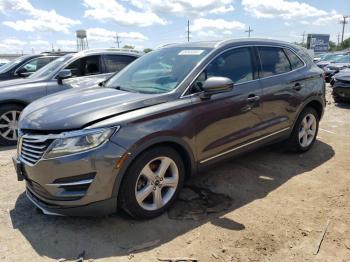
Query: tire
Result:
<box><xmin>332</xmin><ymin>95</ymin><xmax>346</xmax><ymax>103</ymax></box>
<box><xmin>0</xmin><ymin>104</ymin><xmax>24</xmax><ymax>147</ymax></box>
<box><xmin>119</xmin><ymin>146</ymin><xmax>185</xmax><ymax>219</ymax></box>
<box><xmin>286</xmin><ymin>107</ymin><xmax>319</xmax><ymax>153</ymax></box>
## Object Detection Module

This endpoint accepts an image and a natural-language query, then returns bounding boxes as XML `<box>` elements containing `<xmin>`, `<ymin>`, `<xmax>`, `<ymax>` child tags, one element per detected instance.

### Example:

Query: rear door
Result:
<box><xmin>256</xmin><ymin>46</ymin><xmax>306</xmax><ymax>136</ymax></box>
<box><xmin>190</xmin><ymin>47</ymin><xmax>264</xmax><ymax>163</ymax></box>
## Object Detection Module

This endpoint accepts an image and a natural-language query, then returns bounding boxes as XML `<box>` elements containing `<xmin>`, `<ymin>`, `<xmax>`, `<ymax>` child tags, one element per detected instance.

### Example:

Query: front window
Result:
<box><xmin>0</xmin><ymin>55</ymin><xmax>29</xmax><ymax>73</ymax></box>
<box><xmin>105</xmin><ymin>47</ymin><xmax>212</xmax><ymax>94</ymax></box>
<box><xmin>333</xmin><ymin>54</ymin><xmax>350</xmax><ymax>63</ymax></box>
<box><xmin>16</xmin><ymin>56</ymin><xmax>56</xmax><ymax>74</ymax></box>
<box><xmin>29</xmin><ymin>55</ymin><xmax>74</xmax><ymax>79</ymax></box>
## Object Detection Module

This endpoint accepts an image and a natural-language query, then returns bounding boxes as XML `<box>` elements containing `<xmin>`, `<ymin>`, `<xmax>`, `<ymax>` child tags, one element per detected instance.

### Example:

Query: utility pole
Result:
<box><xmin>302</xmin><ymin>31</ymin><xmax>306</xmax><ymax>45</ymax></box>
<box><xmin>114</xmin><ymin>33</ymin><xmax>121</xmax><ymax>48</ymax></box>
<box><xmin>186</xmin><ymin>20</ymin><xmax>190</xmax><ymax>42</ymax></box>
<box><xmin>340</xmin><ymin>15</ymin><xmax>349</xmax><ymax>44</ymax></box>
<box><xmin>337</xmin><ymin>33</ymin><xmax>340</xmax><ymax>46</ymax></box>
<box><xmin>245</xmin><ymin>26</ymin><xmax>253</xmax><ymax>37</ymax></box>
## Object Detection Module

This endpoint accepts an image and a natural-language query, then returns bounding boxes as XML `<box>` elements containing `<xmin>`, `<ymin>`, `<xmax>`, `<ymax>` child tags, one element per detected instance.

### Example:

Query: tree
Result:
<box><xmin>328</xmin><ymin>41</ymin><xmax>337</xmax><ymax>51</ymax></box>
<box><xmin>143</xmin><ymin>48</ymin><xmax>153</xmax><ymax>53</ymax></box>
<box><xmin>340</xmin><ymin>37</ymin><xmax>350</xmax><ymax>50</ymax></box>
<box><xmin>123</xmin><ymin>45</ymin><xmax>134</xmax><ymax>49</ymax></box>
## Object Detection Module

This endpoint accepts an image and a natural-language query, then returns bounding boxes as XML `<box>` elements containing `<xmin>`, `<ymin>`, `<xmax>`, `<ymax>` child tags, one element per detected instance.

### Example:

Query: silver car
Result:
<box><xmin>0</xmin><ymin>48</ymin><xmax>141</xmax><ymax>146</ymax></box>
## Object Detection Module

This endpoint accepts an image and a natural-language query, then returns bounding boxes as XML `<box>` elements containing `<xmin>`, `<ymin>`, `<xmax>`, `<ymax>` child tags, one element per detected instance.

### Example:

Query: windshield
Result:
<box><xmin>320</xmin><ymin>54</ymin><xmax>344</xmax><ymax>62</ymax></box>
<box><xmin>105</xmin><ymin>47</ymin><xmax>212</xmax><ymax>94</ymax></box>
<box><xmin>333</xmin><ymin>54</ymin><xmax>350</xmax><ymax>63</ymax></box>
<box><xmin>29</xmin><ymin>54</ymin><xmax>74</xmax><ymax>79</ymax></box>
<box><xmin>0</xmin><ymin>55</ymin><xmax>29</xmax><ymax>73</ymax></box>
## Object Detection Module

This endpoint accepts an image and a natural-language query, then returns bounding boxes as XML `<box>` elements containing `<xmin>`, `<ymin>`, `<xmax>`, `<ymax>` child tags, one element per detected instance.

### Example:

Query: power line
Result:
<box><xmin>245</xmin><ymin>26</ymin><xmax>253</xmax><ymax>37</ymax></box>
<box><xmin>114</xmin><ymin>33</ymin><xmax>121</xmax><ymax>48</ymax></box>
<box><xmin>340</xmin><ymin>15</ymin><xmax>349</xmax><ymax>44</ymax></box>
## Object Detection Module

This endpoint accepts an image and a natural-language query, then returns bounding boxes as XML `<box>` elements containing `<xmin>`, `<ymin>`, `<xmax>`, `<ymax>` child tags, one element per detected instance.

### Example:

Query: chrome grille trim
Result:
<box><xmin>18</xmin><ymin>135</ymin><xmax>53</xmax><ymax>166</ymax></box>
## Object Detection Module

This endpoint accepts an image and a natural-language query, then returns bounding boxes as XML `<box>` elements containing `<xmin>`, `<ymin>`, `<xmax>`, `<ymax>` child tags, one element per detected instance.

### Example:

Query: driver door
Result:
<box><xmin>190</xmin><ymin>47</ymin><xmax>264</xmax><ymax>163</ymax></box>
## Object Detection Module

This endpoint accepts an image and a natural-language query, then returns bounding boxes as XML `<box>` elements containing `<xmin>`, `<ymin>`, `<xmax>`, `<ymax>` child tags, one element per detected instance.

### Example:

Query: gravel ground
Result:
<box><xmin>0</xmin><ymin>86</ymin><xmax>349</xmax><ymax>262</ymax></box>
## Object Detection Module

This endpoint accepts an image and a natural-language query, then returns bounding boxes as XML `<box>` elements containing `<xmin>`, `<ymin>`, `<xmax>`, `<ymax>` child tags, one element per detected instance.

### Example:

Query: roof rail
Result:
<box><xmin>79</xmin><ymin>48</ymin><xmax>143</xmax><ymax>54</ymax></box>
<box><xmin>155</xmin><ymin>43</ymin><xmax>180</xmax><ymax>49</ymax></box>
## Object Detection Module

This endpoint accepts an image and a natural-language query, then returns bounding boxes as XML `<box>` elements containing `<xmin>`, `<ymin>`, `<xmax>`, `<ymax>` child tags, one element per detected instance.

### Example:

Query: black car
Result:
<box><xmin>331</xmin><ymin>69</ymin><xmax>350</xmax><ymax>102</ymax></box>
<box><xmin>14</xmin><ymin>39</ymin><xmax>325</xmax><ymax>218</ymax></box>
<box><xmin>323</xmin><ymin>53</ymin><xmax>350</xmax><ymax>82</ymax></box>
<box><xmin>0</xmin><ymin>52</ymin><xmax>72</xmax><ymax>81</ymax></box>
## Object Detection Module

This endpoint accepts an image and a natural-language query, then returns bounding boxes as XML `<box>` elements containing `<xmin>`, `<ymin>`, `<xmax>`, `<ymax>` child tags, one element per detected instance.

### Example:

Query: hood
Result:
<box><xmin>0</xmin><ymin>77</ymin><xmax>44</xmax><ymax>88</ymax></box>
<box><xmin>19</xmin><ymin>87</ymin><xmax>167</xmax><ymax>131</ymax></box>
<box><xmin>326</xmin><ymin>63</ymin><xmax>350</xmax><ymax>69</ymax></box>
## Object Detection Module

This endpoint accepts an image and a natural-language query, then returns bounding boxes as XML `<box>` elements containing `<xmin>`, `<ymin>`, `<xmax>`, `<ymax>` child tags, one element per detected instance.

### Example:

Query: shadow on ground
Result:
<box><xmin>10</xmin><ymin>140</ymin><xmax>334</xmax><ymax>260</ymax></box>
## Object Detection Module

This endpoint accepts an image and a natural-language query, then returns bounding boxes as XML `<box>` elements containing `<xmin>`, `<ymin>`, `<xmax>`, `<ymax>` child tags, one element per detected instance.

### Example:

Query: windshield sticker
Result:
<box><xmin>178</xmin><ymin>50</ymin><xmax>204</xmax><ymax>56</ymax></box>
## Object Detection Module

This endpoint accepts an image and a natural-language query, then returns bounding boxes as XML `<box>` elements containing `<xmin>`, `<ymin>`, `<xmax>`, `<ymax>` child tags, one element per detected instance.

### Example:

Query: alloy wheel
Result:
<box><xmin>135</xmin><ymin>156</ymin><xmax>179</xmax><ymax>211</ymax></box>
<box><xmin>0</xmin><ymin>110</ymin><xmax>21</xmax><ymax>141</ymax></box>
<box><xmin>298</xmin><ymin>113</ymin><xmax>317</xmax><ymax>148</ymax></box>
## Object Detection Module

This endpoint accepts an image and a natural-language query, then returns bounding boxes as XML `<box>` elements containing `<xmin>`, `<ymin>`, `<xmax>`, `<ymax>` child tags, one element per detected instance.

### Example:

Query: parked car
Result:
<box><xmin>331</xmin><ymin>69</ymin><xmax>350</xmax><ymax>103</ymax></box>
<box><xmin>316</xmin><ymin>52</ymin><xmax>345</xmax><ymax>69</ymax></box>
<box><xmin>13</xmin><ymin>39</ymin><xmax>325</xmax><ymax>218</ymax></box>
<box><xmin>0</xmin><ymin>59</ymin><xmax>10</xmax><ymax>67</ymax></box>
<box><xmin>0</xmin><ymin>52</ymin><xmax>71</xmax><ymax>81</ymax></box>
<box><xmin>0</xmin><ymin>49</ymin><xmax>141</xmax><ymax>146</ymax></box>
<box><xmin>323</xmin><ymin>53</ymin><xmax>350</xmax><ymax>82</ymax></box>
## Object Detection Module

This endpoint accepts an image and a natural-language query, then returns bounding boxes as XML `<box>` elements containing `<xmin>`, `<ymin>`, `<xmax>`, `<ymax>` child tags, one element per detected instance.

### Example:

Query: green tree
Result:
<box><xmin>143</xmin><ymin>48</ymin><xmax>153</xmax><ymax>53</ymax></box>
<box><xmin>340</xmin><ymin>37</ymin><xmax>350</xmax><ymax>50</ymax></box>
<box><xmin>122</xmin><ymin>45</ymin><xmax>134</xmax><ymax>49</ymax></box>
<box><xmin>328</xmin><ymin>41</ymin><xmax>337</xmax><ymax>51</ymax></box>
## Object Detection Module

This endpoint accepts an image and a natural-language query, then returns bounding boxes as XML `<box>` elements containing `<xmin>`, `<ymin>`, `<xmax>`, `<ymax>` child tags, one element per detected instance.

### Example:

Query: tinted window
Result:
<box><xmin>284</xmin><ymin>49</ymin><xmax>304</xmax><ymax>69</ymax></box>
<box><xmin>258</xmin><ymin>47</ymin><xmax>291</xmax><ymax>77</ymax></box>
<box><xmin>65</xmin><ymin>55</ymin><xmax>101</xmax><ymax>77</ymax></box>
<box><xmin>206</xmin><ymin>47</ymin><xmax>254</xmax><ymax>84</ymax></box>
<box><xmin>103</xmin><ymin>55</ymin><xmax>136</xmax><ymax>73</ymax></box>
<box><xmin>18</xmin><ymin>56</ymin><xmax>55</xmax><ymax>73</ymax></box>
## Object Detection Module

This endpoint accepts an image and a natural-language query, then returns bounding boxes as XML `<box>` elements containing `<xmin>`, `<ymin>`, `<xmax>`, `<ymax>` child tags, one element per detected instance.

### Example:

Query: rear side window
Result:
<box><xmin>206</xmin><ymin>47</ymin><xmax>254</xmax><ymax>84</ymax></box>
<box><xmin>65</xmin><ymin>55</ymin><xmax>101</xmax><ymax>77</ymax></box>
<box><xmin>103</xmin><ymin>55</ymin><xmax>137</xmax><ymax>73</ymax></box>
<box><xmin>258</xmin><ymin>47</ymin><xmax>291</xmax><ymax>77</ymax></box>
<box><xmin>284</xmin><ymin>49</ymin><xmax>304</xmax><ymax>69</ymax></box>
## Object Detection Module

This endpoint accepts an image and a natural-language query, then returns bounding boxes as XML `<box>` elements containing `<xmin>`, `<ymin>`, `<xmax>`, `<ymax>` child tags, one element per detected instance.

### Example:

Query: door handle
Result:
<box><xmin>247</xmin><ymin>95</ymin><xmax>260</xmax><ymax>103</ymax></box>
<box><xmin>292</xmin><ymin>83</ymin><xmax>303</xmax><ymax>91</ymax></box>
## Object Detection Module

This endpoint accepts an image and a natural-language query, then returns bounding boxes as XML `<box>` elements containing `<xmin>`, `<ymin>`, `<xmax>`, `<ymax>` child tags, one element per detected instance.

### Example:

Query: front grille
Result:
<box><xmin>19</xmin><ymin>135</ymin><xmax>53</xmax><ymax>165</ymax></box>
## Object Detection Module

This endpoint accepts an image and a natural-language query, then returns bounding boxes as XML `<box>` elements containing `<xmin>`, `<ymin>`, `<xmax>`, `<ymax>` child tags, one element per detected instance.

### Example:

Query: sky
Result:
<box><xmin>0</xmin><ymin>0</ymin><xmax>349</xmax><ymax>54</ymax></box>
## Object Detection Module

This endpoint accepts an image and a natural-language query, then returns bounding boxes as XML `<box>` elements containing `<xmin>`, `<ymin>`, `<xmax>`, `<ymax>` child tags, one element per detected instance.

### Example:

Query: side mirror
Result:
<box><xmin>57</xmin><ymin>69</ymin><xmax>72</xmax><ymax>85</ymax></box>
<box><xmin>200</xmin><ymin>77</ymin><xmax>234</xmax><ymax>99</ymax></box>
<box><xmin>16</xmin><ymin>68</ymin><xmax>31</xmax><ymax>77</ymax></box>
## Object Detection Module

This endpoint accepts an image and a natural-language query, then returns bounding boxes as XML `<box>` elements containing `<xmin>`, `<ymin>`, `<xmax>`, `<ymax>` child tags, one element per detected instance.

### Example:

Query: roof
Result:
<box><xmin>78</xmin><ymin>48</ymin><xmax>143</xmax><ymax>56</ymax></box>
<box><xmin>160</xmin><ymin>38</ymin><xmax>299</xmax><ymax>50</ymax></box>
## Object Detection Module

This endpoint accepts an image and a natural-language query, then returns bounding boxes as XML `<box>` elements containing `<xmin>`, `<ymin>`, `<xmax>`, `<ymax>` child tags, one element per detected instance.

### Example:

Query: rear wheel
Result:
<box><xmin>0</xmin><ymin>104</ymin><xmax>23</xmax><ymax>146</ymax></box>
<box><xmin>287</xmin><ymin>107</ymin><xmax>319</xmax><ymax>152</ymax></box>
<box><xmin>119</xmin><ymin>146</ymin><xmax>185</xmax><ymax>219</ymax></box>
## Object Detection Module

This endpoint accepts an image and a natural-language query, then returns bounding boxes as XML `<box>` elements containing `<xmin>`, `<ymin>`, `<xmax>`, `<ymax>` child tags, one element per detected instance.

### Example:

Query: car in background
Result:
<box><xmin>323</xmin><ymin>53</ymin><xmax>350</xmax><ymax>82</ymax></box>
<box><xmin>13</xmin><ymin>39</ymin><xmax>325</xmax><ymax>217</ymax></box>
<box><xmin>0</xmin><ymin>59</ymin><xmax>10</xmax><ymax>67</ymax></box>
<box><xmin>0</xmin><ymin>48</ymin><xmax>141</xmax><ymax>146</ymax></box>
<box><xmin>316</xmin><ymin>52</ymin><xmax>345</xmax><ymax>69</ymax></box>
<box><xmin>331</xmin><ymin>69</ymin><xmax>350</xmax><ymax>103</ymax></box>
<box><xmin>0</xmin><ymin>52</ymin><xmax>72</xmax><ymax>81</ymax></box>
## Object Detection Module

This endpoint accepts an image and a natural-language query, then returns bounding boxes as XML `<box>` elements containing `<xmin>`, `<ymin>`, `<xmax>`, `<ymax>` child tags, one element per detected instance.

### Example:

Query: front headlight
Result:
<box><xmin>44</xmin><ymin>127</ymin><xmax>117</xmax><ymax>159</ymax></box>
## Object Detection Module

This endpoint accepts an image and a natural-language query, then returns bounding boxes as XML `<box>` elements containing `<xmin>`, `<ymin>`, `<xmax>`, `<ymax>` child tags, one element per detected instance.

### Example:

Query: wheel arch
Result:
<box><xmin>292</xmin><ymin>96</ymin><xmax>324</xmax><ymax>130</ymax></box>
<box><xmin>0</xmin><ymin>100</ymin><xmax>28</xmax><ymax>108</ymax></box>
<box><xmin>112</xmin><ymin>136</ymin><xmax>196</xmax><ymax>201</ymax></box>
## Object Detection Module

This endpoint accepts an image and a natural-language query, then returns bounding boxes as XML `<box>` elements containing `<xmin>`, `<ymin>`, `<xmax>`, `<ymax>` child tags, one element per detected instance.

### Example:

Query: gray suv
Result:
<box><xmin>0</xmin><ymin>49</ymin><xmax>141</xmax><ymax>146</ymax></box>
<box><xmin>13</xmin><ymin>39</ymin><xmax>325</xmax><ymax>218</ymax></box>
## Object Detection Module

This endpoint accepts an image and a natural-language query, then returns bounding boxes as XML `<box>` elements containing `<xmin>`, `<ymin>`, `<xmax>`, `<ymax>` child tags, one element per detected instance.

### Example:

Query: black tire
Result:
<box><xmin>0</xmin><ymin>104</ymin><xmax>24</xmax><ymax>147</ymax></box>
<box><xmin>286</xmin><ymin>107</ymin><xmax>319</xmax><ymax>153</ymax></box>
<box><xmin>332</xmin><ymin>95</ymin><xmax>346</xmax><ymax>103</ymax></box>
<box><xmin>119</xmin><ymin>146</ymin><xmax>185</xmax><ymax>219</ymax></box>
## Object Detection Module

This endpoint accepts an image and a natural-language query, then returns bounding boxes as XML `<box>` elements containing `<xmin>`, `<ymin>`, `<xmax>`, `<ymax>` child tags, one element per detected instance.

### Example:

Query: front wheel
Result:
<box><xmin>287</xmin><ymin>107</ymin><xmax>319</xmax><ymax>152</ymax></box>
<box><xmin>119</xmin><ymin>146</ymin><xmax>185</xmax><ymax>219</ymax></box>
<box><xmin>0</xmin><ymin>104</ymin><xmax>23</xmax><ymax>146</ymax></box>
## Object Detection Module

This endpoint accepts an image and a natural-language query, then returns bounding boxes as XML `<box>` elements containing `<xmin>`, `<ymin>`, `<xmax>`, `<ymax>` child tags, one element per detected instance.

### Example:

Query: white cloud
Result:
<box><xmin>0</xmin><ymin>0</ymin><xmax>80</xmax><ymax>33</ymax></box>
<box><xmin>242</xmin><ymin>0</ymin><xmax>327</xmax><ymax>19</ymax></box>
<box><xmin>86</xmin><ymin>27</ymin><xmax>148</xmax><ymax>43</ymax></box>
<box><xmin>313</xmin><ymin>10</ymin><xmax>343</xmax><ymax>26</ymax></box>
<box><xmin>192</xmin><ymin>18</ymin><xmax>245</xmax><ymax>32</ymax></box>
<box><xmin>83</xmin><ymin>0</ymin><xmax>166</xmax><ymax>27</ymax></box>
<box><xmin>140</xmin><ymin>0</ymin><xmax>235</xmax><ymax>16</ymax></box>
<box><xmin>0</xmin><ymin>37</ymin><xmax>27</xmax><ymax>52</ymax></box>
<box><xmin>29</xmin><ymin>40</ymin><xmax>50</xmax><ymax>46</ymax></box>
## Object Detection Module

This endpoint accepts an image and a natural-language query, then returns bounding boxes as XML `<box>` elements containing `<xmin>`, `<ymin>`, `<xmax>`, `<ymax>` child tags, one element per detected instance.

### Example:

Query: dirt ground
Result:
<box><xmin>0</xmin><ymin>86</ymin><xmax>349</xmax><ymax>262</ymax></box>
